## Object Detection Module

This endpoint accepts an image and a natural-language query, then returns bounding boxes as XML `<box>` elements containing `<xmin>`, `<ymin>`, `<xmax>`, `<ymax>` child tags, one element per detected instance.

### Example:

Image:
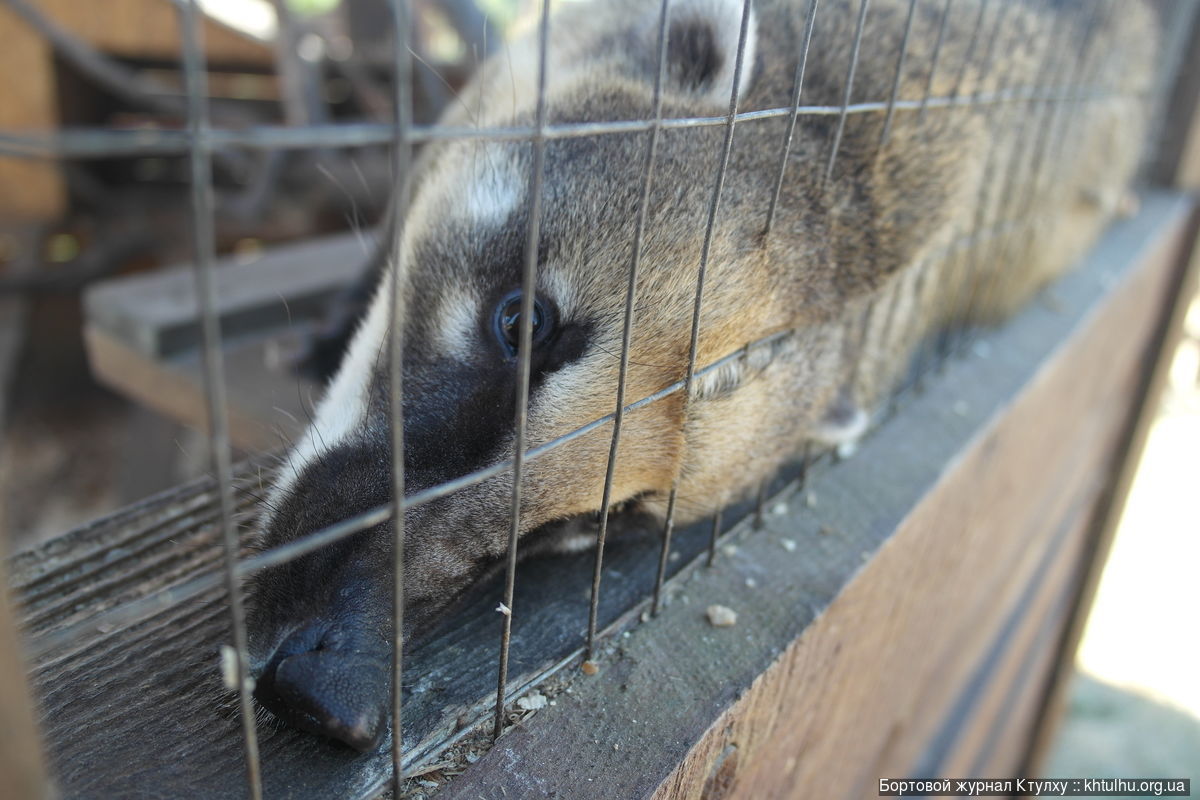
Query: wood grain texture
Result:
<box><xmin>0</xmin><ymin>5</ymin><xmax>63</xmax><ymax>221</ymax></box>
<box><xmin>7</xmin><ymin>195</ymin><xmax>1193</xmax><ymax>799</ymax></box>
<box><xmin>0</xmin><ymin>568</ymin><xmax>49</xmax><ymax>800</ymax></box>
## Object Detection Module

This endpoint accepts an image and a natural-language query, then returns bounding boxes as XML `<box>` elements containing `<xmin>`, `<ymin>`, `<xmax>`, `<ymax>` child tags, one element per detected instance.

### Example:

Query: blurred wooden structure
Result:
<box><xmin>0</xmin><ymin>0</ymin><xmax>272</xmax><ymax>222</ymax></box>
<box><xmin>83</xmin><ymin>231</ymin><xmax>371</xmax><ymax>451</ymax></box>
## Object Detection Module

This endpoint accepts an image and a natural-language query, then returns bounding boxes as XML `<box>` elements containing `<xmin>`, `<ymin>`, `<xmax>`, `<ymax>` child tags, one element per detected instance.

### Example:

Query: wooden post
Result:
<box><xmin>1019</xmin><ymin>203</ymin><xmax>1200</xmax><ymax>778</ymax></box>
<box><xmin>1153</xmin><ymin>6</ymin><xmax>1200</xmax><ymax>189</ymax></box>
<box><xmin>0</xmin><ymin>563</ymin><xmax>49</xmax><ymax>800</ymax></box>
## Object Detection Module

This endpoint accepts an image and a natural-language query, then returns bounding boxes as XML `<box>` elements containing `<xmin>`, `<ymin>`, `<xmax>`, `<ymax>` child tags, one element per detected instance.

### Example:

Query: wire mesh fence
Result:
<box><xmin>2</xmin><ymin>0</ymin><xmax>1197</xmax><ymax>797</ymax></box>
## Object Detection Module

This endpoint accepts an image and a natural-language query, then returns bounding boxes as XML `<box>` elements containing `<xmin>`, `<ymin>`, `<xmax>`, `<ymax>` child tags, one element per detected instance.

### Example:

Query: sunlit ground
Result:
<box><xmin>1046</xmin><ymin>297</ymin><xmax>1200</xmax><ymax>784</ymax></box>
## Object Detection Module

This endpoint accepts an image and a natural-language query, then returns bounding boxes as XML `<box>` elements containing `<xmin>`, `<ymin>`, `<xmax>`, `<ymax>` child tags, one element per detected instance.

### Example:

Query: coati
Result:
<box><xmin>245</xmin><ymin>0</ymin><xmax>1158</xmax><ymax>751</ymax></box>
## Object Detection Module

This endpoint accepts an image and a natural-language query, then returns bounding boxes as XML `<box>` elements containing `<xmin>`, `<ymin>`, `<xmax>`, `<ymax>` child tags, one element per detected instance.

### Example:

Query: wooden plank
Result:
<box><xmin>1153</xmin><ymin>5</ymin><xmax>1200</xmax><ymax>189</ymax></box>
<box><xmin>37</xmin><ymin>0</ymin><xmax>272</xmax><ymax>66</ymax></box>
<box><xmin>0</xmin><ymin>6</ymin><xmax>64</xmax><ymax>221</ymax></box>
<box><xmin>7</xmin><ymin>195</ymin><xmax>1193</xmax><ymax>799</ymax></box>
<box><xmin>84</xmin><ymin>231</ymin><xmax>374</xmax><ymax>359</ymax></box>
<box><xmin>1019</xmin><ymin>204</ymin><xmax>1200</xmax><ymax>775</ymax></box>
<box><xmin>0</xmin><ymin>560</ymin><xmax>49</xmax><ymax>800</ymax></box>
<box><xmin>84</xmin><ymin>325</ymin><xmax>312</xmax><ymax>452</ymax></box>
<box><xmin>439</xmin><ymin>194</ymin><xmax>1195</xmax><ymax>800</ymax></box>
<box><xmin>82</xmin><ymin>231</ymin><xmax>375</xmax><ymax>449</ymax></box>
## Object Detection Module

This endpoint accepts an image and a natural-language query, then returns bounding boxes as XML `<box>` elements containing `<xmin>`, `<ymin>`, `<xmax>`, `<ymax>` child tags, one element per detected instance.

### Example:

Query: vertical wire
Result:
<box><xmin>877</xmin><ymin>0</ymin><xmax>919</xmax><ymax>149</ymax></box>
<box><xmin>920</xmin><ymin>0</ymin><xmax>1057</xmax><ymax>379</ymax></box>
<box><xmin>914</xmin><ymin>0</ymin><xmax>994</xmax><ymax>373</ymax></box>
<box><xmin>950</xmin><ymin>0</ymin><xmax>990</xmax><ymax>103</ymax></box>
<box><xmin>933</xmin><ymin>0</ymin><xmax>1014</xmax><ymax>358</ymax></box>
<box><xmin>385</xmin><ymin>0</ymin><xmax>413</xmax><ymax>791</ymax></box>
<box><xmin>650</xmin><ymin>487</ymin><xmax>678</xmax><ymax>616</ymax></box>
<box><xmin>974</xmin><ymin>0</ymin><xmax>1104</xmax><ymax>326</ymax></box>
<box><xmin>1030</xmin><ymin>1</ymin><xmax>1107</xmax><ymax>213</ymax></box>
<box><xmin>862</xmin><ymin>0</ymin><xmax>922</xmax><ymax>407</ymax></box>
<box><xmin>919</xmin><ymin>0</ymin><xmax>954</xmax><ymax>122</ymax></box>
<box><xmin>753</xmin><ymin>479</ymin><xmax>768</xmax><ymax>529</ymax></box>
<box><xmin>763</xmin><ymin>0</ymin><xmax>820</xmax><ymax>239</ymax></box>
<box><xmin>705</xmin><ymin>507</ymin><xmax>723</xmax><ymax>568</ymax></box>
<box><xmin>654</xmin><ymin>0</ymin><xmax>756</xmax><ymax>594</ymax></box>
<box><xmin>824</xmin><ymin>0</ymin><xmax>871</xmax><ymax>183</ymax></box>
<box><xmin>585</xmin><ymin>0</ymin><xmax>671</xmax><ymax>659</ymax></box>
<box><xmin>176</xmin><ymin>2</ymin><xmax>261</xmax><ymax>797</ymax></box>
<box><xmin>964</xmin><ymin>0</ymin><xmax>1081</xmax><ymax>333</ymax></box>
<box><xmin>494</xmin><ymin>0</ymin><xmax>551</xmax><ymax>741</ymax></box>
<box><xmin>843</xmin><ymin>0</ymin><xmax>921</xmax><ymax>406</ymax></box>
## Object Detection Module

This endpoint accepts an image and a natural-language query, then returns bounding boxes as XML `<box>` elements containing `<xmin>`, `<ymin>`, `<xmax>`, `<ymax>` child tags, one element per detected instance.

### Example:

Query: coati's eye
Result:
<box><xmin>493</xmin><ymin>289</ymin><xmax>554</xmax><ymax>357</ymax></box>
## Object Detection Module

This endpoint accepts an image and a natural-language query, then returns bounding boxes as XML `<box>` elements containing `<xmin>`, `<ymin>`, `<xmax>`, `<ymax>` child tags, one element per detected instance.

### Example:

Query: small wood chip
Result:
<box><xmin>706</xmin><ymin>605</ymin><xmax>738</xmax><ymax>627</ymax></box>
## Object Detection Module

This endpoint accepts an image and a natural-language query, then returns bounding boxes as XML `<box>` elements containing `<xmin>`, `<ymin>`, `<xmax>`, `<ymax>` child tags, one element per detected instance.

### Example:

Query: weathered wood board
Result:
<box><xmin>83</xmin><ymin>231</ymin><xmax>376</xmax><ymax>450</ymax></box>
<box><xmin>3</xmin><ymin>194</ymin><xmax>1194</xmax><ymax>799</ymax></box>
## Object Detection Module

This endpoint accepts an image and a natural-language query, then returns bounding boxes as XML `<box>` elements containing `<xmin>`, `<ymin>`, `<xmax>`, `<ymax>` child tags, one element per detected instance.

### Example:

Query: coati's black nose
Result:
<box><xmin>253</xmin><ymin>624</ymin><xmax>390</xmax><ymax>752</ymax></box>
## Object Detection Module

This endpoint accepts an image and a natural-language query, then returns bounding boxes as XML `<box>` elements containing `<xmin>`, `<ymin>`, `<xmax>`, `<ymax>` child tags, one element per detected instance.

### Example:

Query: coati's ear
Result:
<box><xmin>639</xmin><ymin>0</ymin><xmax>759</xmax><ymax>106</ymax></box>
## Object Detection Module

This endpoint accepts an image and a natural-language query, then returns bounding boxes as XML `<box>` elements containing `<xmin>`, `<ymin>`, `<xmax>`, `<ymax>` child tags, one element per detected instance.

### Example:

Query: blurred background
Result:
<box><xmin>0</xmin><ymin>0</ymin><xmax>1196</xmax><ymax>792</ymax></box>
<box><xmin>0</xmin><ymin>0</ymin><xmax>539</xmax><ymax>551</ymax></box>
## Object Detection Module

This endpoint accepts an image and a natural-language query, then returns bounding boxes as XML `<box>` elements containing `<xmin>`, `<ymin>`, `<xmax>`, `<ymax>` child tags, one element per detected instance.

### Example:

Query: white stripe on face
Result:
<box><xmin>266</xmin><ymin>267</ymin><xmax>395</xmax><ymax>509</ymax></box>
<box><xmin>462</xmin><ymin>144</ymin><xmax>523</xmax><ymax>228</ymax></box>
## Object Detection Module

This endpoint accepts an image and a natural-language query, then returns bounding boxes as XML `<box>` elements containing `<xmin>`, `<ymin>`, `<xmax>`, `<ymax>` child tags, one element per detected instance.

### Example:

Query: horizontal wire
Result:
<box><xmin>0</xmin><ymin>85</ymin><xmax>1143</xmax><ymax>160</ymax></box>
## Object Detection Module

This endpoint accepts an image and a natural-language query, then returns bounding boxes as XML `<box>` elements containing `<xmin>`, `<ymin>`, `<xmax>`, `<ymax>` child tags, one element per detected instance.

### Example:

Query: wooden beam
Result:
<box><xmin>1019</xmin><ymin>202</ymin><xmax>1200</xmax><ymax>776</ymax></box>
<box><xmin>1153</xmin><ymin>4</ymin><xmax>1200</xmax><ymax>189</ymax></box>
<box><xmin>82</xmin><ymin>231</ymin><xmax>374</xmax><ymax>449</ymax></box>
<box><xmin>34</xmin><ymin>0</ymin><xmax>272</xmax><ymax>66</ymax></box>
<box><xmin>84</xmin><ymin>231</ymin><xmax>372</xmax><ymax>360</ymax></box>
<box><xmin>0</xmin><ymin>6</ymin><xmax>64</xmax><ymax>221</ymax></box>
<box><xmin>0</xmin><ymin>563</ymin><xmax>49</xmax><ymax>800</ymax></box>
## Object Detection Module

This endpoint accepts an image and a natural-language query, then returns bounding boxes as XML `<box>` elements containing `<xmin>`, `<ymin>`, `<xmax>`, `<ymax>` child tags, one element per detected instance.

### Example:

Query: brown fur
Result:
<box><xmin>245</xmin><ymin>0</ymin><xmax>1159</xmax><ymax>750</ymax></box>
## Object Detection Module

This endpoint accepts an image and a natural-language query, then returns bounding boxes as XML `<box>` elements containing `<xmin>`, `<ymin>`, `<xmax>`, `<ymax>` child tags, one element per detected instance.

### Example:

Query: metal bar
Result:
<box><xmin>754</xmin><ymin>479</ymin><xmax>768</xmax><ymax>530</ymax></box>
<box><xmin>656</xmin><ymin>0</ymin><xmax>756</xmax><ymax>585</ymax></box>
<box><xmin>0</xmin><ymin>87</ymin><xmax>1141</xmax><ymax>161</ymax></box>
<box><xmin>763</xmin><ymin>0</ymin><xmax>820</xmax><ymax>238</ymax></box>
<box><xmin>385</xmin><ymin>0</ymin><xmax>414</xmax><ymax>791</ymax></box>
<box><xmin>706</xmin><ymin>507</ymin><xmax>723</xmax><ymax>568</ymax></box>
<box><xmin>950</xmin><ymin>0</ymin><xmax>990</xmax><ymax>102</ymax></box>
<box><xmin>494</xmin><ymin>0</ymin><xmax>551</xmax><ymax>742</ymax></box>
<box><xmin>650</xmin><ymin>487</ymin><xmax>679</xmax><ymax>616</ymax></box>
<box><xmin>931</xmin><ymin>0</ymin><xmax>1016</xmax><ymax>359</ymax></box>
<box><xmin>877</xmin><ymin>0</ymin><xmax>918</xmax><ymax>150</ymax></box>
<box><xmin>175</xmin><ymin>2</ymin><xmax>261</xmax><ymax>798</ymax></box>
<box><xmin>919</xmin><ymin>0</ymin><xmax>954</xmax><ymax>121</ymax></box>
<box><xmin>585</xmin><ymin>0</ymin><xmax>672</xmax><ymax>659</ymax></box>
<box><xmin>962</xmin><ymin>1</ymin><xmax>1082</xmax><ymax>338</ymax></box>
<box><xmin>825</xmin><ymin>0</ymin><xmax>871</xmax><ymax>182</ymax></box>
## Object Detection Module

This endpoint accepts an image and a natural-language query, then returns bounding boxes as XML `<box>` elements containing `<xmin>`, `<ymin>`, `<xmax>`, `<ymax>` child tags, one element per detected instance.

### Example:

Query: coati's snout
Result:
<box><xmin>252</xmin><ymin>620</ymin><xmax>390</xmax><ymax>752</ymax></box>
<box><xmin>245</xmin><ymin>467</ymin><xmax>397</xmax><ymax>753</ymax></box>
